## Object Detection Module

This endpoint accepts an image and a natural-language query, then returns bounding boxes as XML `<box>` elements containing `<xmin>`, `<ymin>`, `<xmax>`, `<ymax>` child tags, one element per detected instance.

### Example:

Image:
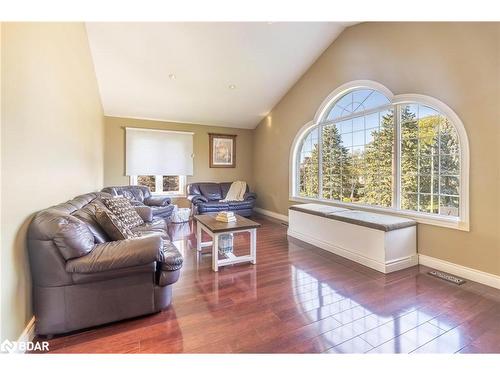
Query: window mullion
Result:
<box><xmin>318</xmin><ymin>124</ymin><xmax>323</xmax><ymax>199</ymax></box>
<box><xmin>296</xmin><ymin>140</ymin><xmax>301</xmax><ymax>197</ymax></box>
<box><xmin>394</xmin><ymin>105</ymin><xmax>401</xmax><ymax>210</ymax></box>
<box><xmin>155</xmin><ymin>175</ymin><xmax>162</xmax><ymax>193</ymax></box>
<box><xmin>321</xmin><ymin>103</ymin><xmax>393</xmax><ymax>125</ymax></box>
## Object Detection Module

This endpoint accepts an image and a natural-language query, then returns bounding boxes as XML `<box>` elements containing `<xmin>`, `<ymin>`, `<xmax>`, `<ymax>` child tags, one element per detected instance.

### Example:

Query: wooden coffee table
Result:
<box><xmin>194</xmin><ymin>214</ymin><xmax>261</xmax><ymax>272</ymax></box>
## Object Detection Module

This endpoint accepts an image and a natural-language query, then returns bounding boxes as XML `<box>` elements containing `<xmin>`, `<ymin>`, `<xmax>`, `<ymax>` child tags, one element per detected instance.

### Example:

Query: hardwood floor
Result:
<box><xmin>34</xmin><ymin>215</ymin><xmax>500</xmax><ymax>353</ymax></box>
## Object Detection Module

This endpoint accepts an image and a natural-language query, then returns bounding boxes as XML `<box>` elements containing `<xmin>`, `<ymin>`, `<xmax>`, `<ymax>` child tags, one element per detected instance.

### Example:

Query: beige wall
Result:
<box><xmin>104</xmin><ymin>116</ymin><xmax>254</xmax><ymax>207</ymax></box>
<box><xmin>254</xmin><ymin>22</ymin><xmax>500</xmax><ymax>276</ymax></box>
<box><xmin>1</xmin><ymin>23</ymin><xmax>104</xmax><ymax>341</ymax></box>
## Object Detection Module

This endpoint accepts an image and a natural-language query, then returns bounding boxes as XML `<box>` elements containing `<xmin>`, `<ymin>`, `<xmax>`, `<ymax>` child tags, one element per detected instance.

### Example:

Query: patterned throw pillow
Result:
<box><xmin>95</xmin><ymin>207</ymin><xmax>136</xmax><ymax>240</ymax></box>
<box><xmin>101</xmin><ymin>196</ymin><xmax>144</xmax><ymax>228</ymax></box>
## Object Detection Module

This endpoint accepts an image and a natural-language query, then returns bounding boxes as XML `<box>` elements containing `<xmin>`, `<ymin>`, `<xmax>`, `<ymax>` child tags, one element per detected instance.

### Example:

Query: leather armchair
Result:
<box><xmin>28</xmin><ymin>192</ymin><xmax>183</xmax><ymax>336</ymax></box>
<box><xmin>187</xmin><ymin>182</ymin><xmax>257</xmax><ymax>217</ymax></box>
<box><xmin>101</xmin><ymin>186</ymin><xmax>174</xmax><ymax>220</ymax></box>
<box><xmin>144</xmin><ymin>195</ymin><xmax>171</xmax><ymax>207</ymax></box>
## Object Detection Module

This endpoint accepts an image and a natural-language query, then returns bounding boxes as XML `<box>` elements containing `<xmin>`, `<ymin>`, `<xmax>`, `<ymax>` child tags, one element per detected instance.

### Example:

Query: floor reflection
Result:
<box><xmin>172</xmin><ymin>221</ymin><xmax>258</xmax><ymax>311</ymax></box>
<box><xmin>291</xmin><ymin>265</ymin><xmax>464</xmax><ymax>353</ymax></box>
<box><xmin>195</xmin><ymin>267</ymin><xmax>258</xmax><ymax>310</ymax></box>
<box><xmin>38</xmin><ymin>216</ymin><xmax>500</xmax><ymax>353</ymax></box>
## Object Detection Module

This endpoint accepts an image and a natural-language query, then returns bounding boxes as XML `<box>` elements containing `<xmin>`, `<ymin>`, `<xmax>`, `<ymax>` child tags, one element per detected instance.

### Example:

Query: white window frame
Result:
<box><xmin>289</xmin><ymin>80</ymin><xmax>470</xmax><ymax>231</ymax></box>
<box><xmin>130</xmin><ymin>175</ymin><xmax>187</xmax><ymax>197</ymax></box>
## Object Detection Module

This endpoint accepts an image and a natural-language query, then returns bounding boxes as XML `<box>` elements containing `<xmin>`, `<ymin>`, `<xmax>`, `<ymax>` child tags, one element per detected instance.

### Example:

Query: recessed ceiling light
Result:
<box><xmin>168</xmin><ymin>74</ymin><xmax>176</xmax><ymax>80</ymax></box>
<box><xmin>228</xmin><ymin>84</ymin><xmax>236</xmax><ymax>89</ymax></box>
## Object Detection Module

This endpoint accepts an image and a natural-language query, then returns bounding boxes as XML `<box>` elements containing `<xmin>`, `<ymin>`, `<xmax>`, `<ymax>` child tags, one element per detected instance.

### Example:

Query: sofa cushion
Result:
<box><xmin>134</xmin><ymin>206</ymin><xmax>153</xmax><ymax>223</ymax></box>
<box><xmin>187</xmin><ymin>183</ymin><xmax>202</xmax><ymax>196</ymax></box>
<box><xmin>65</xmin><ymin>235</ymin><xmax>163</xmax><ymax>273</ymax></box>
<box><xmin>102</xmin><ymin>196</ymin><xmax>144</xmax><ymax>228</ymax></box>
<box><xmin>121</xmin><ymin>189</ymin><xmax>136</xmax><ymax>202</ymax></box>
<box><xmin>53</xmin><ymin>216</ymin><xmax>95</xmax><ymax>260</ymax></box>
<box><xmin>220</xmin><ymin>182</ymin><xmax>232</xmax><ymax>199</ymax></box>
<box><xmin>73</xmin><ymin>202</ymin><xmax>110</xmax><ymax>243</ymax></box>
<box><xmin>289</xmin><ymin>203</ymin><xmax>350</xmax><ymax>217</ymax></box>
<box><xmin>197</xmin><ymin>201</ymin><xmax>230</xmax><ymax>213</ymax></box>
<box><xmin>102</xmin><ymin>186</ymin><xmax>149</xmax><ymax>202</ymax></box>
<box><xmin>122</xmin><ymin>187</ymin><xmax>145</xmax><ymax>203</ymax></box>
<box><xmin>326</xmin><ymin>210</ymin><xmax>417</xmax><ymax>232</ymax></box>
<box><xmin>95</xmin><ymin>207</ymin><xmax>136</xmax><ymax>240</ymax></box>
<box><xmin>199</xmin><ymin>183</ymin><xmax>222</xmax><ymax>201</ymax></box>
<box><xmin>151</xmin><ymin>205</ymin><xmax>174</xmax><ymax>219</ymax></box>
<box><xmin>228</xmin><ymin>200</ymin><xmax>254</xmax><ymax>210</ymax></box>
<box><xmin>131</xmin><ymin>220</ymin><xmax>169</xmax><ymax>240</ymax></box>
<box><xmin>71</xmin><ymin>263</ymin><xmax>156</xmax><ymax>284</ymax></box>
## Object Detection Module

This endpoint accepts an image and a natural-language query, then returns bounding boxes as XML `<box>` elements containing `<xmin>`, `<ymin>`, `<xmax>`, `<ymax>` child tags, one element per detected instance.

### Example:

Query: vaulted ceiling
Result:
<box><xmin>86</xmin><ymin>22</ymin><xmax>351</xmax><ymax>129</ymax></box>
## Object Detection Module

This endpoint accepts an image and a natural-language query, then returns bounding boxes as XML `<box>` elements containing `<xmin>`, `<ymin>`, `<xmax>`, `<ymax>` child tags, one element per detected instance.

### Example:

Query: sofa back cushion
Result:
<box><xmin>199</xmin><ymin>183</ymin><xmax>222</xmax><ymax>201</ymax></box>
<box><xmin>53</xmin><ymin>216</ymin><xmax>95</xmax><ymax>260</ymax></box>
<box><xmin>102</xmin><ymin>186</ymin><xmax>150</xmax><ymax>202</ymax></box>
<box><xmin>95</xmin><ymin>207</ymin><xmax>136</xmax><ymax>240</ymax></box>
<box><xmin>220</xmin><ymin>182</ymin><xmax>250</xmax><ymax>199</ymax></box>
<box><xmin>121</xmin><ymin>187</ymin><xmax>145</xmax><ymax>203</ymax></box>
<box><xmin>187</xmin><ymin>183</ymin><xmax>201</xmax><ymax>196</ymax></box>
<box><xmin>73</xmin><ymin>201</ymin><xmax>110</xmax><ymax>243</ymax></box>
<box><xmin>102</xmin><ymin>196</ymin><xmax>144</xmax><ymax>228</ymax></box>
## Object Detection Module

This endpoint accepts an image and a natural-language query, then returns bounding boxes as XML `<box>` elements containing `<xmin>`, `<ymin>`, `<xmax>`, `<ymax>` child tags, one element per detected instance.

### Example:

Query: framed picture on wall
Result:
<box><xmin>209</xmin><ymin>133</ymin><xmax>236</xmax><ymax>168</ymax></box>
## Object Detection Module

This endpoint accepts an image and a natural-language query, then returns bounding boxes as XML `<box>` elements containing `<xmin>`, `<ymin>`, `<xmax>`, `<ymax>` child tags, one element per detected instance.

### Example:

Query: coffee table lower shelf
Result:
<box><xmin>194</xmin><ymin>216</ymin><xmax>259</xmax><ymax>272</ymax></box>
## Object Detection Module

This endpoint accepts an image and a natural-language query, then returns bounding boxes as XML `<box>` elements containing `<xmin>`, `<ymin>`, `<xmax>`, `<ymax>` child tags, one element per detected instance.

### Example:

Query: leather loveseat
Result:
<box><xmin>27</xmin><ymin>192</ymin><xmax>183</xmax><ymax>336</ymax></box>
<box><xmin>187</xmin><ymin>182</ymin><xmax>257</xmax><ymax>217</ymax></box>
<box><xmin>102</xmin><ymin>185</ymin><xmax>175</xmax><ymax>220</ymax></box>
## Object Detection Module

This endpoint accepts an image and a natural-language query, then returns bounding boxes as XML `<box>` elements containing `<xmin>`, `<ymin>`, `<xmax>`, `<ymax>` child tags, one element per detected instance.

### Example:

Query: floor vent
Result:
<box><xmin>428</xmin><ymin>270</ymin><xmax>466</xmax><ymax>285</ymax></box>
<box><xmin>281</xmin><ymin>222</ymin><xmax>289</xmax><ymax>227</ymax></box>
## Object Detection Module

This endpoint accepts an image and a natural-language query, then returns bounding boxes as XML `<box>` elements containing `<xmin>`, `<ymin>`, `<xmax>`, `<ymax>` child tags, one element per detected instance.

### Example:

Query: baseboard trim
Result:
<box><xmin>254</xmin><ymin>207</ymin><xmax>288</xmax><ymax>222</ymax></box>
<box><xmin>9</xmin><ymin>316</ymin><xmax>36</xmax><ymax>353</ymax></box>
<box><xmin>418</xmin><ymin>254</ymin><xmax>500</xmax><ymax>290</ymax></box>
<box><xmin>288</xmin><ymin>229</ymin><xmax>417</xmax><ymax>274</ymax></box>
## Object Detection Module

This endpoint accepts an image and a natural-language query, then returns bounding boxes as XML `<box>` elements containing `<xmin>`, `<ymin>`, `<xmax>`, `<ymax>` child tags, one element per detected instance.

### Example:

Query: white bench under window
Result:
<box><xmin>288</xmin><ymin>203</ymin><xmax>417</xmax><ymax>274</ymax></box>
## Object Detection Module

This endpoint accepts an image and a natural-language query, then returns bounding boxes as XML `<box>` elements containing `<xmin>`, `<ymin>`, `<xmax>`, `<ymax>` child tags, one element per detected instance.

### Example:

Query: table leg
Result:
<box><xmin>250</xmin><ymin>228</ymin><xmax>257</xmax><ymax>264</ymax></box>
<box><xmin>196</xmin><ymin>222</ymin><xmax>202</xmax><ymax>252</ymax></box>
<box><xmin>212</xmin><ymin>233</ymin><xmax>219</xmax><ymax>272</ymax></box>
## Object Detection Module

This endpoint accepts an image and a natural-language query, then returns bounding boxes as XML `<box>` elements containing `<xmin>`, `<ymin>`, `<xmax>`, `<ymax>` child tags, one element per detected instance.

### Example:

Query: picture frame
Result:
<box><xmin>209</xmin><ymin>133</ymin><xmax>236</xmax><ymax>168</ymax></box>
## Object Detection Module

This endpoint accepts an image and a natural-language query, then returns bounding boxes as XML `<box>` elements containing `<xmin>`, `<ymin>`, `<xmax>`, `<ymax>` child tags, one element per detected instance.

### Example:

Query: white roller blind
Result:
<box><xmin>125</xmin><ymin>127</ymin><xmax>194</xmax><ymax>176</ymax></box>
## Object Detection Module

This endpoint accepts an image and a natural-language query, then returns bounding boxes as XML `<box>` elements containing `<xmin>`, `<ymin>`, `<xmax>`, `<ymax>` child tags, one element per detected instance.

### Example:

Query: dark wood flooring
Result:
<box><xmin>34</xmin><ymin>215</ymin><xmax>500</xmax><ymax>353</ymax></box>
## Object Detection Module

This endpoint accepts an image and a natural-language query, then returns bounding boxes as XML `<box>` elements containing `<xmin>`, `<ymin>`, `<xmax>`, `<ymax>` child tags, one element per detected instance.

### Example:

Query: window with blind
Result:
<box><xmin>126</xmin><ymin>128</ymin><xmax>194</xmax><ymax>196</ymax></box>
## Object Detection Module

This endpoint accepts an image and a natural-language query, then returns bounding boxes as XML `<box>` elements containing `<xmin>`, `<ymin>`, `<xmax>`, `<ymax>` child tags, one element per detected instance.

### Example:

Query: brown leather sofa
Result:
<box><xmin>101</xmin><ymin>185</ymin><xmax>175</xmax><ymax>219</ymax></box>
<box><xmin>187</xmin><ymin>182</ymin><xmax>257</xmax><ymax>217</ymax></box>
<box><xmin>27</xmin><ymin>192</ymin><xmax>183</xmax><ymax>336</ymax></box>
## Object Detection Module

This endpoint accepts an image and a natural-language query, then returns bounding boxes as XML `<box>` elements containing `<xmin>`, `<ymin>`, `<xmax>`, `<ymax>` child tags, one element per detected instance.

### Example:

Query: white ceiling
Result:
<box><xmin>86</xmin><ymin>22</ymin><xmax>350</xmax><ymax>129</ymax></box>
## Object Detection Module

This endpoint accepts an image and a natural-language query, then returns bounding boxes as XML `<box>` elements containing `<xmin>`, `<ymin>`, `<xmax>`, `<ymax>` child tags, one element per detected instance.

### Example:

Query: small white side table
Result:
<box><xmin>194</xmin><ymin>214</ymin><xmax>261</xmax><ymax>272</ymax></box>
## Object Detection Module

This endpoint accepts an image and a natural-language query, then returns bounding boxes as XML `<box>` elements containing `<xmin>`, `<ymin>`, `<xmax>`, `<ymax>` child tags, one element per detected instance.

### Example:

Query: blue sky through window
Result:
<box><xmin>326</xmin><ymin>89</ymin><xmax>390</xmax><ymax>122</ymax></box>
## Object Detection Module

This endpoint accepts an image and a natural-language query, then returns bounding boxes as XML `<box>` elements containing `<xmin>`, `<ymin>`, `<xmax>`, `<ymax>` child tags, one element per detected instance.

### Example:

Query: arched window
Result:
<box><xmin>291</xmin><ymin>81</ymin><xmax>469</xmax><ymax>230</ymax></box>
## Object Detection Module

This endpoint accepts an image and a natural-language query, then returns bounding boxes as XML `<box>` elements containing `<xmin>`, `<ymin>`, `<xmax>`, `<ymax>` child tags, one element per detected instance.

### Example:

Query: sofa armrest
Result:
<box><xmin>134</xmin><ymin>206</ymin><xmax>153</xmax><ymax>223</ymax></box>
<box><xmin>65</xmin><ymin>236</ymin><xmax>163</xmax><ymax>273</ymax></box>
<box><xmin>144</xmin><ymin>195</ymin><xmax>171</xmax><ymax>207</ymax></box>
<box><xmin>244</xmin><ymin>192</ymin><xmax>257</xmax><ymax>201</ymax></box>
<box><xmin>187</xmin><ymin>194</ymin><xmax>208</xmax><ymax>204</ymax></box>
